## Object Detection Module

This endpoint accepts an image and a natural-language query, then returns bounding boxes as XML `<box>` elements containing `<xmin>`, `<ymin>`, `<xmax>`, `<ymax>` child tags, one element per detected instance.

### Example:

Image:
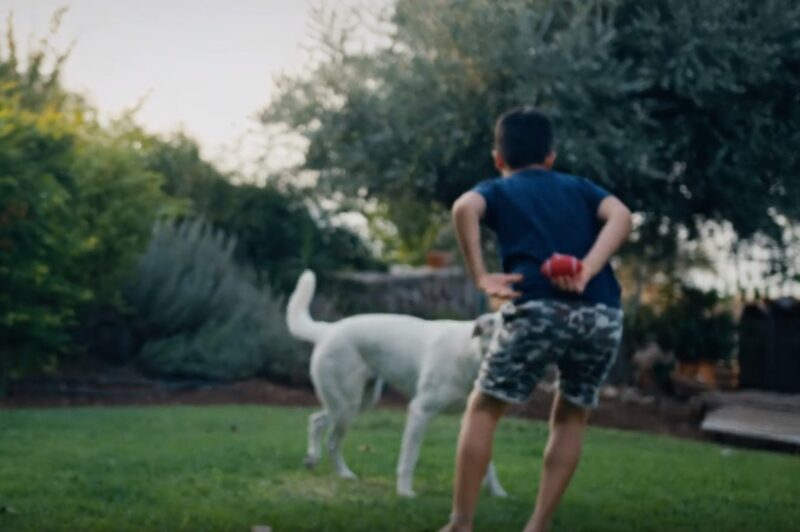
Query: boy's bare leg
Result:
<box><xmin>439</xmin><ymin>390</ymin><xmax>508</xmax><ymax>532</ymax></box>
<box><xmin>524</xmin><ymin>393</ymin><xmax>590</xmax><ymax>532</ymax></box>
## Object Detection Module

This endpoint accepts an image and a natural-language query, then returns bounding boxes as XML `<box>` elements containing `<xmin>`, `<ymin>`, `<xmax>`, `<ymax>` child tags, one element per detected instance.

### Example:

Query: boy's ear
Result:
<box><xmin>544</xmin><ymin>151</ymin><xmax>557</xmax><ymax>169</ymax></box>
<box><xmin>492</xmin><ymin>149</ymin><xmax>506</xmax><ymax>172</ymax></box>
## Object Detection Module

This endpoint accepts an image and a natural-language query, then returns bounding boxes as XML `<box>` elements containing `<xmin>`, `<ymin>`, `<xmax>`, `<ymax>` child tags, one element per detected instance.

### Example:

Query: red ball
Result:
<box><xmin>540</xmin><ymin>253</ymin><xmax>583</xmax><ymax>278</ymax></box>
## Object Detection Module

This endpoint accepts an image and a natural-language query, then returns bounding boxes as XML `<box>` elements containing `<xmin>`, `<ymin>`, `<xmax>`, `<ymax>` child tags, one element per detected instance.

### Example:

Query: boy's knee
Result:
<box><xmin>552</xmin><ymin>394</ymin><xmax>591</xmax><ymax>425</ymax></box>
<box><xmin>468</xmin><ymin>390</ymin><xmax>509</xmax><ymax>418</ymax></box>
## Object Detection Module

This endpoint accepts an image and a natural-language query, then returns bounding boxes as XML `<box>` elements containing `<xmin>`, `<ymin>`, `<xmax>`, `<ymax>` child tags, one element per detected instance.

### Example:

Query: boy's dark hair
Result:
<box><xmin>494</xmin><ymin>107</ymin><xmax>554</xmax><ymax>169</ymax></box>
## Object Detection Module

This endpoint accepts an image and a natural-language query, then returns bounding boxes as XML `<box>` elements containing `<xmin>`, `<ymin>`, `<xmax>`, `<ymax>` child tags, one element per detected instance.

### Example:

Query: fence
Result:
<box><xmin>738</xmin><ymin>297</ymin><xmax>800</xmax><ymax>393</ymax></box>
<box><xmin>313</xmin><ymin>267</ymin><xmax>484</xmax><ymax>320</ymax></box>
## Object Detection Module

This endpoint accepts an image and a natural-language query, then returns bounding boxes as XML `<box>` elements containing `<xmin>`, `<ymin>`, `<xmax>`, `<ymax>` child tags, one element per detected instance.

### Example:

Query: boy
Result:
<box><xmin>440</xmin><ymin>107</ymin><xmax>632</xmax><ymax>532</ymax></box>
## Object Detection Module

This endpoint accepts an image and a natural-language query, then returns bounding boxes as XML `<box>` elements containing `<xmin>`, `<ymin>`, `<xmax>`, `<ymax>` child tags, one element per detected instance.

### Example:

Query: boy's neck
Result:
<box><xmin>501</xmin><ymin>163</ymin><xmax>550</xmax><ymax>177</ymax></box>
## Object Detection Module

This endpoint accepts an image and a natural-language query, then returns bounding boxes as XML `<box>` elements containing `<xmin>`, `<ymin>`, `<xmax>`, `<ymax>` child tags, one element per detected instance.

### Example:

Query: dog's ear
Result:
<box><xmin>472</xmin><ymin>313</ymin><xmax>496</xmax><ymax>337</ymax></box>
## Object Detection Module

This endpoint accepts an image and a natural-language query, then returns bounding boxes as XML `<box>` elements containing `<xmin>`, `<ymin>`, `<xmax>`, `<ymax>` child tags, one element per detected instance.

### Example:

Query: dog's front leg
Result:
<box><xmin>396</xmin><ymin>397</ymin><xmax>437</xmax><ymax>497</ymax></box>
<box><xmin>483</xmin><ymin>461</ymin><xmax>508</xmax><ymax>497</ymax></box>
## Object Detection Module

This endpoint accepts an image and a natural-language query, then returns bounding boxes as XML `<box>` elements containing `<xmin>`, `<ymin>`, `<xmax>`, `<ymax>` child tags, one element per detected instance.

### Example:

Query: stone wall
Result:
<box><xmin>313</xmin><ymin>267</ymin><xmax>485</xmax><ymax>320</ymax></box>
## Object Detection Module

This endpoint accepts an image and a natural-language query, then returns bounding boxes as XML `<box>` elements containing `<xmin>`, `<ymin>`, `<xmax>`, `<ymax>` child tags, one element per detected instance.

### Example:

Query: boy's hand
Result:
<box><xmin>551</xmin><ymin>268</ymin><xmax>593</xmax><ymax>294</ymax></box>
<box><xmin>477</xmin><ymin>273</ymin><xmax>523</xmax><ymax>300</ymax></box>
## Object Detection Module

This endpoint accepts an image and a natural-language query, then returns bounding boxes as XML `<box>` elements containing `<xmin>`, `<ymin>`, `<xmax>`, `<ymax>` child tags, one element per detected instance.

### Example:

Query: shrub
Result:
<box><xmin>625</xmin><ymin>286</ymin><xmax>737</xmax><ymax>364</ymax></box>
<box><xmin>0</xmin><ymin>100</ymin><xmax>87</xmax><ymax>386</ymax></box>
<box><xmin>655</xmin><ymin>287</ymin><xmax>737</xmax><ymax>362</ymax></box>
<box><xmin>192</xmin><ymin>179</ymin><xmax>384</xmax><ymax>294</ymax></box>
<box><xmin>0</xmin><ymin>15</ymin><xmax>178</xmax><ymax>386</ymax></box>
<box><xmin>143</xmin><ymin>137</ymin><xmax>384</xmax><ymax>294</ymax></box>
<box><xmin>127</xmin><ymin>218</ymin><xmax>307</xmax><ymax>383</ymax></box>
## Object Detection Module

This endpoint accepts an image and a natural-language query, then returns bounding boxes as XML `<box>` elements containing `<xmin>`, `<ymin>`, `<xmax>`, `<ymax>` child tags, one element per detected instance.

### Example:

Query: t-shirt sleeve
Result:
<box><xmin>472</xmin><ymin>179</ymin><xmax>498</xmax><ymax>227</ymax></box>
<box><xmin>579</xmin><ymin>178</ymin><xmax>612</xmax><ymax>215</ymax></box>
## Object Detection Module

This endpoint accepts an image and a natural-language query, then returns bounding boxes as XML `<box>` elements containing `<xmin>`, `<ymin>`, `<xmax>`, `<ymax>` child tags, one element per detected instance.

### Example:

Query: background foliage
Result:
<box><xmin>0</xmin><ymin>15</ymin><xmax>375</xmax><ymax>386</ymax></box>
<box><xmin>0</xmin><ymin>94</ymin><xmax>87</xmax><ymax>383</ymax></box>
<box><xmin>4</xmin><ymin>1</ymin><xmax>798</xmax><ymax>388</ymax></box>
<box><xmin>0</xmin><ymin>20</ymin><xmax>174</xmax><ymax>385</ymax></box>
<box><xmin>143</xmin><ymin>134</ymin><xmax>383</xmax><ymax>294</ymax></box>
<box><xmin>127</xmin><ymin>219</ymin><xmax>307</xmax><ymax>383</ymax></box>
<box><xmin>264</xmin><ymin>0</ymin><xmax>800</xmax><ymax>269</ymax></box>
<box><xmin>262</xmin><ymin>0</ymin><xmax>799</xmax><ymax>367</ymax></box>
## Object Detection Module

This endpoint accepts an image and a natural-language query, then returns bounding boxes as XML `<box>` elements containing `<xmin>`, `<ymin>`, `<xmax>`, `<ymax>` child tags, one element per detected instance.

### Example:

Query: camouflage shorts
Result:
<box><xmin>477</xmin><ymin>299</ymin><xmax>623</xmax><ymax>408</ymax></box>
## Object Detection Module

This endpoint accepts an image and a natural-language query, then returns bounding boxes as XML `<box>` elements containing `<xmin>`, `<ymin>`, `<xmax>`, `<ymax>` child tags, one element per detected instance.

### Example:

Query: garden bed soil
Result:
<box><xmin>1</xmin><ymin>365</ymin><xmax>708</xmax><ymax>442</ymax></box>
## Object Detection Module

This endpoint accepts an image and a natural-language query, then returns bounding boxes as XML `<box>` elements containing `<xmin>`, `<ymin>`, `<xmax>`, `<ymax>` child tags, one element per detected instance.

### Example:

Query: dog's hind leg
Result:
<box><xmin>396</xmin><ymin>396</ymin><xmax>439</xmax><ymax>497</ymax></box>
<box><xmin>309</xmin><ymin>340</ymin><xmax>367</xmax><ymax>480</ymax></box>
<box><xmin>327</xmin><ymin>408</ymin><xmax>358</xmax><ymax>479</ymax></box>
<box><xmin>304</xmin><ymin>410</ymin><xmax>330</xmax><ymax>468</ymax></box>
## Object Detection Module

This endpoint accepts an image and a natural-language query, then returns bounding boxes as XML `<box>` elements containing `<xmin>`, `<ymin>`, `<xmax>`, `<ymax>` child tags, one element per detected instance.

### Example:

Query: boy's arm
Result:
<box><xmin>452</xmin><ymin>191</ymin><xmax>522</xmax><ymax>300</ymax></box>
<box><xmin>553</xmin><ymin>195</ymin><xmax>632</xmax><ymax>294</ymax></box>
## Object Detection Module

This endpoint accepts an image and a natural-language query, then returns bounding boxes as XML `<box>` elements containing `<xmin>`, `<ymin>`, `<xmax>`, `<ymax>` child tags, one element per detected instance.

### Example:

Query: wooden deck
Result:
<box><xmin>699</xmin><ymin>390</ymin><xmax>800</xmax><ymax>447</ymax></box>
<box><xmin>699</xmin><ymin>389</ymin><xmax>800</xmax><ymax>412</ymax></box>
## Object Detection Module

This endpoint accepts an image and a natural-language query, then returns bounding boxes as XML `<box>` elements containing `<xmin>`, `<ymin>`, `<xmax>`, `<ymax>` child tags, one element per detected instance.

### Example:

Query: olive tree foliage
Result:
<box><xmin>263</xmin><ymin>0</ymin><xmax>800</xmax><ymax>269</ymax></box>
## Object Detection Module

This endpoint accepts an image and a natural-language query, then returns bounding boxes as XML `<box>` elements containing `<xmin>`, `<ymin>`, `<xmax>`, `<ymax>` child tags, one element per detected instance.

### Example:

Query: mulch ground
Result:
<box><xmin>1</xmin><ymin>365</ymin><xmax>708</xmax><ymax>442</ymax></box>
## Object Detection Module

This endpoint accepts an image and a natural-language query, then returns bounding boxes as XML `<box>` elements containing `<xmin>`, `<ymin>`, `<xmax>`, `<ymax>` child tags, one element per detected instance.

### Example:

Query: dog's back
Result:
<box><xmin>286</xmin><ymin>270</ymin><xmax>491</xmax><ymax>399</ymax></box>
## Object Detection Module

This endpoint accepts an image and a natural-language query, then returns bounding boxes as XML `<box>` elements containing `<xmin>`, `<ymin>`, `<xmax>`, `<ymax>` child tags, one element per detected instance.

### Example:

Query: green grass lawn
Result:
<box><xmin>0</xmin><ymin>405</ymin><xmax>798</xmax><ymax>531</ymax></box>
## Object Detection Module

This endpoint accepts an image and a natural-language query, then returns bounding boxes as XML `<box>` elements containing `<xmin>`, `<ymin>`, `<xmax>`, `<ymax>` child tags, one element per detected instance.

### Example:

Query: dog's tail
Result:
<box><xmin>286</xmin><ymin>270</ymin><xmax>331</xmax><ymax>343</ymax></box>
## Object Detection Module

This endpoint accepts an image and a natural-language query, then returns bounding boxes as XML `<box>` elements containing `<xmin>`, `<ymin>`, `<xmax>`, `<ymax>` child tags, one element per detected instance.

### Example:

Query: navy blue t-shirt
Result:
<box><xmin>473</xmin><ymin>168</ymin><xmax>621</xmax><ymax>308</ymax></box>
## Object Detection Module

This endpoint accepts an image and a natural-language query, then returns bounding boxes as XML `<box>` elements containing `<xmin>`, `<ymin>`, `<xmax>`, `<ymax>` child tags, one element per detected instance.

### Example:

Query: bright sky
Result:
<box><xmin>1</xmin><ymin>0</ymin><xmax>326</xmax><ymax>171</ymax></box>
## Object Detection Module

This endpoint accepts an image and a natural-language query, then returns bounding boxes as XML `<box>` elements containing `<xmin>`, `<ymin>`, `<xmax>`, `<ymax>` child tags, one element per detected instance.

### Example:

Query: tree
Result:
<box><xmin>145</xmin><ymin>134</ymin><xmax>383</xmax><ymax>293</ymax></box>
<box><xmin>0</xmin><ymin>14</ymin><xmax>176</xmax><ymax>383</ymax></box>
<box><xmin>263</xmin><ymin>0</ymin><xmax>800</xmax><ymax>267</ymax></box>
<box><xmin>70</xmin><ymin>119</ymin><xmax>182</xmax><ymax>310</ymax></box>
<box><xmin>0</xmin><ymin>96</ymin><xmax>88</xmax><ymax>384</ymax></box>
<box><xmin>1</xmin><ymin>9</ymin><xmax>377</xmax><ymax>386</ymax></box>
<box><xmin>193</xmin><ymin>178</ymin><xmax>383</xmax><ymax>293</ymax></box>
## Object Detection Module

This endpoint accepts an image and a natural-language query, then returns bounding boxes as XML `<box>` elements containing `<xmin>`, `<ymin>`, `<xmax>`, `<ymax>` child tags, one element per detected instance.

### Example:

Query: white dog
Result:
<box><xmin>286</xmin><ymin>270</ymin><xmax>507</xmax><ymax>497</ymax></box>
